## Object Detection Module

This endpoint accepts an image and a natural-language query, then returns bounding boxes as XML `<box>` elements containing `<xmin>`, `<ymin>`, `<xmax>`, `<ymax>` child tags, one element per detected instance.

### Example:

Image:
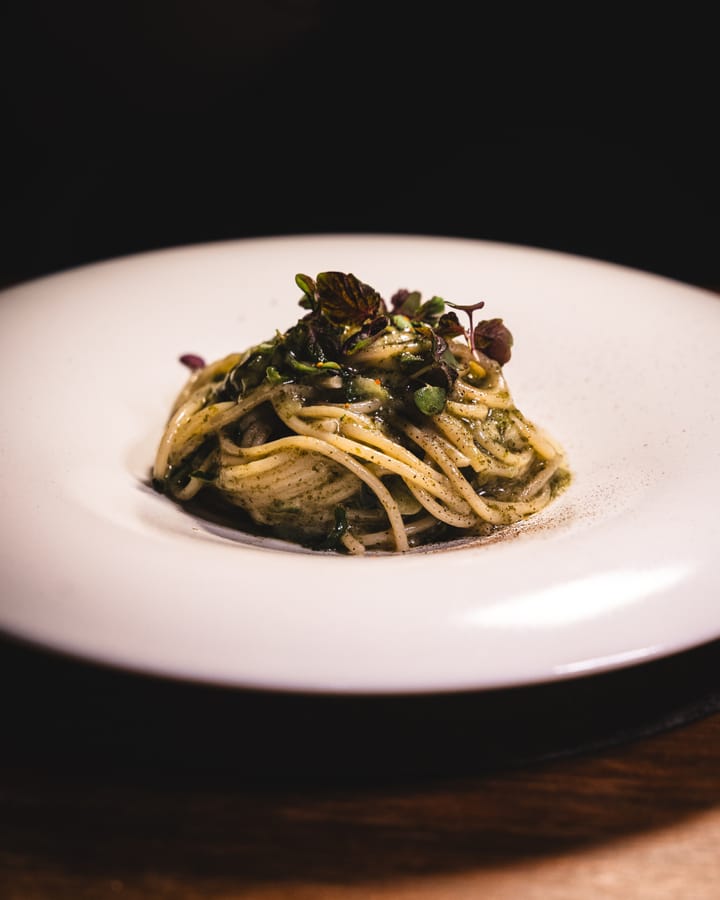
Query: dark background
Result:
<box><xmin>1</xmin><ymin>2</ymin><xmax>718</xmax><ymax>289</ymax></box>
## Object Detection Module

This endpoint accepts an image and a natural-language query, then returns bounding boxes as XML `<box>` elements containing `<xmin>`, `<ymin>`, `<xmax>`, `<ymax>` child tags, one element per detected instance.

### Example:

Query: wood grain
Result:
<box><xmin>2</xmin><ymin>711</ymin><xmax>719</xmax><ymax>898</ymax></box>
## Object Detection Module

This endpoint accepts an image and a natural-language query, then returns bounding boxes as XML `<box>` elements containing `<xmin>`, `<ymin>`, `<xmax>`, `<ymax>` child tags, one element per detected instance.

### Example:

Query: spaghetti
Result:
<box><xmin>153</xmin><ymin>272</ymin><xmax>570</xmax><ymax>553</ymax></box>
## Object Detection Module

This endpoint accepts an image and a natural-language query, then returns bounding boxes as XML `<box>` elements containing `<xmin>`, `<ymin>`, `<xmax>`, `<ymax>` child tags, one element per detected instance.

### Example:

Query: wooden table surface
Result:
<box><xmin>1</xmin><ymin>632</ymin><xmax>720</xmax><ymax>900</ymax></box>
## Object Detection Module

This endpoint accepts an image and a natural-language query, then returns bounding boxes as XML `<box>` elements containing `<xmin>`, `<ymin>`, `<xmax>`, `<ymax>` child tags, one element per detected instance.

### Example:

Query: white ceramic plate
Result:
<box><xmin>1</xmin><ymin>234</ymin><xmax>719</xmax><ymax>694</ymax></box>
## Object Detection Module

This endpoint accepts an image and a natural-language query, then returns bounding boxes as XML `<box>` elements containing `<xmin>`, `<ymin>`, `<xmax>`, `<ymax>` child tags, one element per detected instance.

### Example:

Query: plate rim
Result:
<box><xmin>1</xmin><ymin>232</ymin><xmax>719</xmax><ymax>694</ymax></box>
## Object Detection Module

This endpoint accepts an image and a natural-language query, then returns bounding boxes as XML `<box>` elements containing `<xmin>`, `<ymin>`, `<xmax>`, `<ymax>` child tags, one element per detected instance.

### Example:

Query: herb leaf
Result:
<box><xmin>295</xmin><ymin>273</ymin><xmax>317</xmax><ymax>309</ymax></box>
<box><xmin>179</xmin><ymin>353</ymin><xmax>206</xmax><ymax>370</ymax></box>
<box><xmin>314</xmin><ymin>272</ymin><xmax>386</xmax><ymax>325</ymax></box>
<box><xmin>414</xmin><ymin>384</ymin><xmax>447</xmax><ymax>416</ymax></box>
<box><xmin>435</xmin><ymin>311</ymin><xmax>465</xmax><ymax>338</ymax></box>
<box><xmin>390</xmin><ymin>289</ymin><xmax>421</xmax><ymax>317</ymax></box>
<box><xmin>474</xmin><ymin>318</ymin><xmax>514</xmax><ymax>365</ymax></box>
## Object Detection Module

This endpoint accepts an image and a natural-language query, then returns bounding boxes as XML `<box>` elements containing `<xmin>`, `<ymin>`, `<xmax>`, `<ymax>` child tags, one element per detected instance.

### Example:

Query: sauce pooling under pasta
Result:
<box><xmin>152</xmin><ymin>271</ymin><xmax>570</xmax><ymax>553</ymax></box>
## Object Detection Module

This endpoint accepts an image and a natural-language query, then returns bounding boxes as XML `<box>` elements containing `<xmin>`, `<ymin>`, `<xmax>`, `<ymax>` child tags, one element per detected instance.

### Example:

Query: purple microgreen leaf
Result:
<box><xmin>315</xmin><ymin>271</ymin><xmax>386</xmax><ymax>325</ymax></box>
<box><xmin>179</xmin><ymin>354</ymin><xmax>206</xmax><ymax>370</ymax></box>
<box><xmin>445</xmin><ymin>300</ymin><xmax>489</xmax><ymax>362</ymax></box>
<box><xmin>474</xmin><ymin>318</ymin><xmax>514</xmax><ymax>365</ymax></box>
<box><xmin>390</xmin><ymin>288</ymin><xmax>421</xmax><ymax>316</ymax></box>
<box><xmin>284</xmin><ymin>312</ymin><xmax>343</xmax><ymax>364</ymax></box>
<box><xmin>412</xmin><ymin>324</ymin><xmax>459</xmax><ymax>391</ymax></box>
<box><xmin>435</xmin><ymin>311</ymin><xmax>465</xmax><ymax>338</ymax></box>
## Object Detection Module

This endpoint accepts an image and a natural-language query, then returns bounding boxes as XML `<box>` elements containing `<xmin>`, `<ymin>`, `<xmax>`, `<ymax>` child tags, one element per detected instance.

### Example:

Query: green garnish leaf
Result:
<box><xmin>285</xmin><ymin>353</ymin><xmax>342</xmax><ymax>375</ymax></box>
<box><xmin>414</xmin><ymin>384</ymin><xmax>447</xmax><ymax>416</ymax></box>
<box><xmin>415</xmin><ymin>295</ymin><xmax>445</xmax><ymax>324</ymax></box>
<box><xmin>295</xmin><ymin>273</ymin><xmax>317</xmax><ymax>309</ymax></box>
<box><xmin>399</xmin><ymin>351</ymin><xmax>425</xmax><ymax>367</ymax></box>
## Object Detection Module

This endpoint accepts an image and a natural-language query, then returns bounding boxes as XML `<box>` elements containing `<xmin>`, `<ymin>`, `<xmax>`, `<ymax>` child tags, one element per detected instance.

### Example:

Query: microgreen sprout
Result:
<box><xmin>179</xmin><ymin>353</ymin><xmax>206</xmax><ymax>370</ymax></box>
<box><xmin>445</xmin><ymin>301</ymin><xmax>487</xmax><ymax>361</ymax></box>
